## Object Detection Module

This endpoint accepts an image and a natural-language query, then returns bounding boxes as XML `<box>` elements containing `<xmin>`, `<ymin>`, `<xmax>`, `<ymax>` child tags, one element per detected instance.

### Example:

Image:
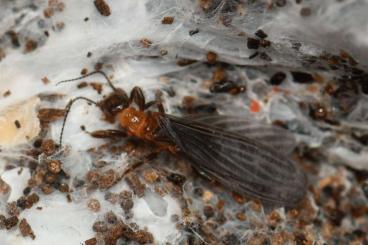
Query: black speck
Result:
<box><xmin>255</xmin><ymin>29</ymin><xmax>267</xmax><ymax>39</ymax></box>
<box><xmin>189</xmin><ymin>29</ymin><xmax>199</xmax><ymax>36</ymax></box>
<box><xmin>14</xmin><ymin>120</ymin><xmax>21</xmax><ymax>129</ymax></box>
<box><xmin>247</xmin><ymin>38</ymin><xmax>260</xmax><ymax>49</ymax></box>
<box><xmin>269</xmin><ymin>72</ymin><xmax>286</xmax><ymax>85</ymax></box>
<box><xmin>249</xmin><ymin>52</ymin><xmax>259</xmax><ymax>59</ymax></box>
<box><xmin>291</xmin><ymin>71</ymin><xmax>314</xmax><ymax>84</ymax></box>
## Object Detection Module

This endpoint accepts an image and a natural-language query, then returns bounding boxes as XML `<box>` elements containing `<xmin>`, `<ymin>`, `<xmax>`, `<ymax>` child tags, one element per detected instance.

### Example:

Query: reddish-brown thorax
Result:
<box><xmin>117</xmin><ymin>107</ymin><xmax>159</xmax><ymax>141</ymax></box>
<box><xmin>117</xmin><ymin>107</ymin><xmax>177</xmax><ymax>153</ymax></box>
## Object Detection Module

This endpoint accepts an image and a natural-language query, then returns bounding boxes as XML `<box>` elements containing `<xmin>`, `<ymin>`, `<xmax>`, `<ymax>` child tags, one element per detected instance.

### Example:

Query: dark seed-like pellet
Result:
<box><xmin>255</xmin><ymin>29</ymin><xmax>268</xmax><ymax>39</ymax></box>
<box><xmin>247</xmin><ymin>38</ymin><xmax>260</xmax><ymax>49</ymax></box>
<box><xmin>14</xmin><ymin>120</ymin><xmax>21</xmax><ymax>129</ymax></box>
<box><xmin>94</xmin><ymin>0</ymin><xmax>111</xmax><ymax>16</ymax></box>
<box><xmin>270</xmin><ymin>72</ymin><xmax>286</xmax><ymax>85</ymax></box>
<box><xmin>291</xmin><ymin>71</ymin><xmax>314</xmax><ymax>84</ymax></box>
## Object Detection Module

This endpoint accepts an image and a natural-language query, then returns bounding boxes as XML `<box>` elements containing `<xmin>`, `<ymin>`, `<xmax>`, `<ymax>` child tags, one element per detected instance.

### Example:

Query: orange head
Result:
<box><xmin>117</xmin><ymin>107</ymin><xmax>158</xmax><ymax>140</ymax></box>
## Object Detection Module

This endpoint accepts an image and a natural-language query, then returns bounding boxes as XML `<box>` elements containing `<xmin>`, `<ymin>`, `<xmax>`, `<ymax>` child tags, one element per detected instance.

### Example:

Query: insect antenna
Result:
<box><xmin>59</xmin><ymin>96</ymin><xmax>98</xmax><ymax>147</ymax></box>
<box><xmin>56</xmin><ymin>70</ymin><xmax>118</xmax><ymax>92</ymax></box>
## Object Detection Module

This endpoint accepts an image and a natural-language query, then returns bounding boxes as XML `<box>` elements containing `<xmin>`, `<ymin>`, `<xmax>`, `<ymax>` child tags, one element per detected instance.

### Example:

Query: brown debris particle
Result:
<box><xmin>85</xmin><ymin>237</ymin><xmax>97</xmax><ymax>245</ymax></box>
<box><xmin>199</xmin><ymin>0</ymin><xmax>213</xmax><ymax>10</ymax></box>
<box><xmin>19</xmin><ymin>218</ymin><xmax>36</xmax><ymax>239</ymax></box>
<box><xmin>41</xmin><ymin>184</ymin><xmax>54</xmax><ymax>194</ymax></box>
<box><xmin>47</xmin><ymin>160</ymin><xmax>62</xmax><ymax>174</ymax></box>
<box><xmin>0</xmin><ymin>178</ymin><xmax>10</xmax><ymax>195</ymax></box>
<box><xmin>25</xmin><ymin>39</ymin><xmax>38</xmax><ymax>53</ymax></box>
<box><xmin>90</xmin><ymin>82</ymin><xmax>103</xmax><ymax>94</ymax></box>
<box><xmin>162</xmin><ymin>16</ymin><xmax>174</xmax><ymax>24</ymax></box>
<box><xmin>14</xmin><ymin>120</ymin><xmax>21</xmax><ymax>129</ymax></box>
<box><xmin>81</xmin><ymin>68</ymin><xmax>88</xmax><ymax>75</ymax></box>
<box><xmin>7</xmin><ymin>202</ymin><xmax>19</xmax><ymax>216</ymax></box>
<box><xmin>94</xmin><ymin>0</ymin><xmax>111</xmax><ymax>16</ymax></box>
<box><xmin>140</xmin><ymin>38</ymin><xmax>152</xmax><ymax>48</ymax></box>
<box><xmin>98</xmin><ymin>169</ymin><xmax>118</xmax><ymax>189</ymax></box>
<box><xmin>93</xmin><ymin>221</ymin><xmax>108</xmax><ymax>232</ymax></box>
<box><xmin>120</xmin><ymin>190</ymin><xmax>134</xmax><ymax>213</ymax></box>
<box><xmin>88</xmin><ymin>198</ymin><xmax>101</xmax><ymax>212</ymax></box>
<box><xmin>206</xmin><ymin>51</ymin><xmax>217</xmax><ymax>64</ymax></box>
<box><xmin>126</xmin><ymin>173</ymin><xmax>146</xmax><ymax>197</ymax></box>
<box><xmin>143</xmin><ymin>169</ymin><xmax>159</xmax><ymax>183</ymax></box>
<box><xmin>41</xmin><ymin>77</ymin><xmax>50</xmax><ymax>85</ymax></box>
<box><xmin>38</xmin><ymin>108</ymin><xmax>65</xmax><ymax>123</ymax></box>
<box><xmin>236</xmin><ymin>212</ymin><xmax>247</xmax><ymax>221</ymax></box>
<box><xmin>41</xmin><ymin>139</ymin><xmax>56</xmax><ymax>155</ymax></box>
<box><xmin>3</xmin><ymin>90</ymin><xmax>11</xmax><ymax>97</ymax></box>
<box><xmin>176</xmin><ymin>59</ymin><xmax>196</xmax><ymax>66</ymax></box>
<box><xmin>5</xmin><ymin>216</ymin><xmax>18</xmax><ymax>230</ymax></box>
<box><xmin>78</xmin><ymin>82</ymin><xmax>88</xmax><ymax>89</ymax></box>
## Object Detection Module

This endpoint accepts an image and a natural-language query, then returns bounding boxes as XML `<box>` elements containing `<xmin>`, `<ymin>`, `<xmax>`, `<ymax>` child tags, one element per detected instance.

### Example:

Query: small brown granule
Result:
<box><xmin>269</xmin><ymin>72</ymin><xmax>286</xmax><ymax>86</ymax></box>
<box><xmin>41</xmin><ymin>77</ymin><xmax>50</xmax><ymax>85</ymax></box>
<box><xmin>17</xmin><ymin>196</ymin><xmax>32</xmax><ymax>209</ymax></box>
<box><xmin>44</xmin><ymin>7</ymin><xmax>54</xmax><ymax>18</ymax></box>
<box><xmin>41</xmin><ymin>184</ymin><xmax>54</xmax><ymax>194</ymax></box>
<box><xmin>77</xmin><ymin>82</ymin><xmax>88</xmax><ymax>89</ymax></box>
<box><xmin>140</xmin><ymin>38</ymin><xmax>152</xmax><ymax>48</ymax></box>
<box><xmin>300</xmin><ymin>7</ymin><xmax>312</xmax><ymax>17</ymax></box>
<box><xmin>3</xmin><ymin>90</ymin><xmax>11</xmax><ymax>97</ymax></box>
<box><xmin>98</xmin><ymin>169</ymin><xmax>117</xmax><ymax>189</ymax></box>
<box><xmin>27</xmin><ymin>193</ymin><xmax>40</xmax><ymax>205</ymax></box>
<box><xmin>162</xmin><ymin>16</ymin><xmax>174</xmax><ymax>24</ymax></box>
<box><xmin>47</xmin><ymin>160</ymin><xmax>62</xmax><ymax>174</ymax></box>
<box><xmin>19</xmin><ymin>219</ymin><xmax>36</xmax><ymax>239</ymax></box>
<box><xmin>232</xmin><ymin>192</ymin><xmax>246</xmax><ymax>204</ymax></box>
<box><xmin>93</xmin><ymin>221</ymin><xmax>108</xmax><ymax>232</ymax></box>
<box><xmin>7</xmin><ymin>202</ymin><xmax>19</xmax><ymax>216</ymax></box>
<box><xmin>143</xmin><ymin>169</ymin><xmax>159</xmax><ymax>183</ymax></box>
<box><xmin>236</xmin><ymin>212</ymin><xmax>247</xmax><ymax>221</ymax></box>
<box><xmin>85</xmin><ymin>238</ymin><xmax>97</xmax><ymax>245</ymax></box>
<box><xmin>120</xmin><ymin>191</ymin><xmax>134</xmax><ymax>213</ymax></box>
<box><xmin>275</xmin><ymin>0</ymin><xmax>287</xmax><ymax>7</ymax></box>
<box><xmin>88</xmin><ymin>198</ymin><xmax>101</xmax><ymax>212</ymax></box>
<box><xmin>5</xmin><ymin>216</ymin><xmax>18</xmax><ymax>230</ymax></box>
<box><xmin>94</xmin><ymin>62</ymin><xmax>103</xmax><ymax>71</ymax></box>
<box><xmin>199</xmin><ymin>0</ymin><xmax>213</xmax><ymax>10</ymax></box>
<box><xmin>90</xmin><ymin>82</ymin><xmax>103</xmax><ymax>94</ymax></box>
<box><xmin>81</xmin><ymin>68</ymin><xmax>88</xmax><ymax>75</ymax></box>
<box><xmin>55</xmin><ymin>21</ymin><xmax>65</xmax><ymax>31</ymax></box>
<box><xmin>104</xmin><ymin>192</ymin><xmax>119</xmax><ymax>204</ymax></box>
<box><xmin>38</xmin><ymin>108</ymin><xmax>65</xmax><ymax>123</ymax></box>
<box><xmin>25</xmin><ymin>39</ymin><xmax>38</xmax><ymax>53</ymax></box>
<box><xmin>41</xmin><ymin>139</ymin><xmax>56</xmax><ymax>155</ymax></box>
<box><xmin>94</xmin><ymin>0</ymin><xmax>111</xmax><ymax>16</ymax></box>
<box><xmin>203</xmin><ymin>205</ymin><xmax>214</xmax><ymax>218</ymax></box>
<box><xmin>126</xmin><ymin>173</ymin><xmax>146</xmax><ymax>197</ymax></box>
<box><xmin>133</xmin><ymin>230</ymin><xmax>154</xmax><ymax>244</ymax></box>
<box><xmin>206</xmin><ymin>51</ymin><xmax>217</xmax><ymax>64</ymax></box>
<box><xmin>59</xmin><ymin>183</ymin><xmax>69</xmax><ymax>193</ymax></box>
<box><xmin>251</xmin><ymin>200</ymin><xmax>262</xmax><ymax>212</ymax></box>
<box><xmin>105</xmin><ymin>211</ymin><xmax>118</xmax><ymax>224</ymax></box>
<box><xmin>0</xmin><ymin>178</ymin><xmax>10</xmax><ymax>195</ymax></box>
<box><xmin>176</xmin><ymin>59</ymin><xmax>196</xmax><ymax>66</ymax></box>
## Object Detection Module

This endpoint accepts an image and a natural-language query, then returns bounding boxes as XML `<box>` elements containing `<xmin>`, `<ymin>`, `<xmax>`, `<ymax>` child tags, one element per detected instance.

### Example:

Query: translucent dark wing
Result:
<box><xmin>183</xmin><ymin>114</ymin><xmax>296</xmax><ymax>154</ymax></box>
<box><xmin>158</xmin><ymin>115</ymin><xmax>307</xmax><ymax>207</ymax></box>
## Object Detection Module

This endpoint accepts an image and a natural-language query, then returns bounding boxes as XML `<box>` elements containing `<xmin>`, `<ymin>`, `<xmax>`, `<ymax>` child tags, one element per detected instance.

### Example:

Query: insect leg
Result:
<box><xmin>59</xmin><ymin>97</ymin><xmax>98</xmax><ymax>147</ymax></box>
<box><xmin>89</xmin><ymin>129</ymin><xmax>127</xmax><ymax>139</ymax></box>
<box><xmin>129</xmin><ymin>86</ymin><xmax>146</xmax><ymax>111</ymax></box>
<box><xmin>57</xmin><ymin>71</ymin><xmax>118</xmax><ymax>92</ymax></box>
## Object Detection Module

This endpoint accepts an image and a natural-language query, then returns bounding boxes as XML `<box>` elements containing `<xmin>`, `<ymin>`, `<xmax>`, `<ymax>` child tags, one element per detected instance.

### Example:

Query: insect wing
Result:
<box><xmin>159</xmin><ymin>115</ymin><xmax>307</xmax><ymax>207</ymax></box>
<box><xmin>183</xmin><ymin>114</ymin><xmax>297</xmax><ymax>154</ymax></box>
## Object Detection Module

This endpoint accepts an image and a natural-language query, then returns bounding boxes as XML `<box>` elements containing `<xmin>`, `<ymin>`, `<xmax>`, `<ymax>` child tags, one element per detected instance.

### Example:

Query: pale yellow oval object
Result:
<box><xmin>0</xmin><ymin>97</ymin><xmax>40</xmax><ymax>146</ymax></box>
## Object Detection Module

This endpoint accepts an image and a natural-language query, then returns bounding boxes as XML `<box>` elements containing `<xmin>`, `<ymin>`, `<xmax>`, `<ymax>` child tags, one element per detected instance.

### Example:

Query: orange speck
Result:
<box><xmin>250</xmin><ymin>100</ymin><xmax>261</xmax><ymax>113</ymax></box>
<box><xmin>307</xmin><ymin>85</ymin><xmax>318</xmax><ymax>93</ymax></box>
